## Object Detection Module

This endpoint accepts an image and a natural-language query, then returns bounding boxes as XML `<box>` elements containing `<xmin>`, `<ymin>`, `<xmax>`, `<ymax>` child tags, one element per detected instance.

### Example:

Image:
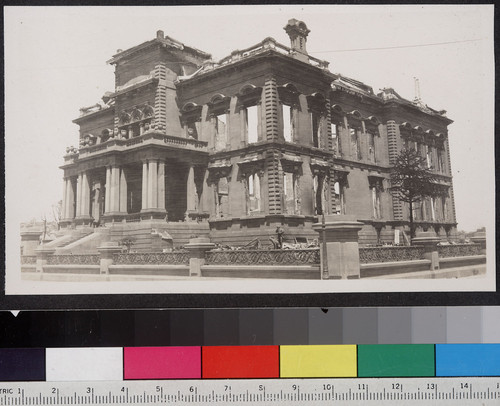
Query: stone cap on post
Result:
<box><xmin>412</xmin><ymin>231</ymin><xmax>440</xmax><ymax>248</ymax></box>
<box><xmin>34</xmin><ymin>246</ymin><xmax>56</xmax><ymax>257</ymax></box>
<box><xmin>21</xmin><ymin>230</ymin><xmax>43</xmax><ymax>241</ymax></box>
<box><xmin>412</xmin><ymin>231</ymin><xmax>440</xmax><ymax>270</ymax></box>
<box><xmin>312</xmin><ymin>215</ymin><xmax>364</xmax><ymax>280</ymax></box>
<box><xmin>312</xmin><ymin>215</ymin><xmax>364</xmax><ymax>236</ymax></box>
<box><xmin>97</xmin><ymin>241</ymin><xmax>122</xmax><ymax>259</ymax></box>
<box><xmin>184</xmin><ymin>237</ymin><xmax>216</xmax><ymax>258</ymax></box>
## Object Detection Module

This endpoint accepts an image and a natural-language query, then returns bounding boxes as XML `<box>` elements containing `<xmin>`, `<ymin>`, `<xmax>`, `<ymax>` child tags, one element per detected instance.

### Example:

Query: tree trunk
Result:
<box><xmin>409</xmin><ymin>200</ymin><xmax>414</xmax><ymax>241</ymax></box>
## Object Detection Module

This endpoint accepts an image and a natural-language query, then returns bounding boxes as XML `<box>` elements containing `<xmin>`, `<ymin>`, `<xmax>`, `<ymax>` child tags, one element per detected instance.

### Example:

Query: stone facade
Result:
<box><xmin>57</xmin><ymin>19</ymin><xmax>456</xmax><ymax>250</ymax></box>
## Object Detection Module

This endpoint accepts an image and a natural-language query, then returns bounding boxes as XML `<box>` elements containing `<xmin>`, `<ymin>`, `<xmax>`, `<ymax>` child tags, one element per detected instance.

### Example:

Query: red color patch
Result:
<box><xmin>202</xmin><ymin>346</ymin><xmax>279</xmax><ymax>378</ymax></box>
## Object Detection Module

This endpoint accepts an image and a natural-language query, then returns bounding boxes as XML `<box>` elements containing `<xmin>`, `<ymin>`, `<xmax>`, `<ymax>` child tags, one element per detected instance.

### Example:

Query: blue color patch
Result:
<box><xmin>436</xmin><ymin>344</ymin><xmax>500</xmax><ymax>376</ymax></box>
<box><xmin>0</xmin><ymin>348</ymin><xmax>46</xmax><ymax>381</ymax></box>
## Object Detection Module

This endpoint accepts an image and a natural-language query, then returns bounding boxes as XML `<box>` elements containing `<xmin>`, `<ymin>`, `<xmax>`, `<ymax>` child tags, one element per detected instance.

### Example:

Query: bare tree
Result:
<box><xmin>390</xmin><ymin>148</ymin><xmax>441</xmax><ymax>239</ymax></box>
<box><xmin>52</xmin><ymin>200</ymin><xmax>63</xmax><ymax>230</ymax></box>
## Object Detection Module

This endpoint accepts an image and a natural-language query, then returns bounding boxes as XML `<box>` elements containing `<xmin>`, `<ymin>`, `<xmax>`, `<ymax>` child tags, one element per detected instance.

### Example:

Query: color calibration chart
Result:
<box><xmin>1</xmin><ymin>344</ymin><xmax>499</xmax><ymax>404</ymax></box>
<box><xmin>1</xmin><ymin>307</ymin><xmax>500</xmax><ymax>404</ymax></box>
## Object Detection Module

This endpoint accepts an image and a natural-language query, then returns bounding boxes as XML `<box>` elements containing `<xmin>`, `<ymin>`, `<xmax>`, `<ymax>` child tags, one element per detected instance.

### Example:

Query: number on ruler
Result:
<box><xmin>392</xmin><ymin>383</ymin><xmax>402</xmax><ymax>391</ymax></box>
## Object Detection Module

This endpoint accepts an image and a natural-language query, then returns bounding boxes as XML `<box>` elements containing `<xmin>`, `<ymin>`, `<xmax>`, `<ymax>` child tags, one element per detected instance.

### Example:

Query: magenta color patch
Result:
<box><xmin>124</xmin><ymin>347</ymin><xmax>201</xmax><ymax>379</ymax></box>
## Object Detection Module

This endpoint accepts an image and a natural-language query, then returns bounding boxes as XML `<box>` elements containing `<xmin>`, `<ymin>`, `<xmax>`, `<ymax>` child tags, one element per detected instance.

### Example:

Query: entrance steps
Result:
<box><xmin>106</xmin><ymin>220</ymin><xmax>210</xmax><ymax>252</ymax></box>
<box><xmin>58</xmin><ymin>228</ymin><xmax>95</xmax><ymax>248</ymax></box>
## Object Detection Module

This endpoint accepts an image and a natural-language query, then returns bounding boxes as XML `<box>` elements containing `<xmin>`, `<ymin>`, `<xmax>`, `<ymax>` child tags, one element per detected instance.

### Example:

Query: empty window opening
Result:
<box><xmin>246</xmin><ymin>105</ymin><xmax>258</xmax><ymax>144</ymax></box>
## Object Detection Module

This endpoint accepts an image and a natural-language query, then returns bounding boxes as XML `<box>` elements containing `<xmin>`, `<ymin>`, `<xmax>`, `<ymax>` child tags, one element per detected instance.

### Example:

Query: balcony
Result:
<box><xmin>64</xmin><ymin>132</ymin><xmax>208</xmax><ymax>163</ymax></box>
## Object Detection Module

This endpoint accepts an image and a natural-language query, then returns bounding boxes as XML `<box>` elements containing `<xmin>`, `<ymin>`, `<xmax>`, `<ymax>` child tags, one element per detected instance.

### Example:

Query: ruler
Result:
<box><xmin>1</xmin><ymin>378</ymin><xmax>499</xmax><ymax>405</ymax></box>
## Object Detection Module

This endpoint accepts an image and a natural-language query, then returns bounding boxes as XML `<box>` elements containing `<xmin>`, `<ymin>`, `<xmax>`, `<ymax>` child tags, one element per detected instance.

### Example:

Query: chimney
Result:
<box><xmin>284</xmin><ymin>19</ymin><xmax>310</xmax><ymax>62</ymax></box>
<box><xmin>156</xmin><ymin>30</ymin><xmax>164</xmax><ymax>39</ymax></box>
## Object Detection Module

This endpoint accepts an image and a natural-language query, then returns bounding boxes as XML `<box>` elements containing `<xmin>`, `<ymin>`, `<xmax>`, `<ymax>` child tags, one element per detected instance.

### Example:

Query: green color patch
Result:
<box><xmin>358</xmin><ymin>344</ymin><xmax>435</xmax><ymax>377</ymax></box>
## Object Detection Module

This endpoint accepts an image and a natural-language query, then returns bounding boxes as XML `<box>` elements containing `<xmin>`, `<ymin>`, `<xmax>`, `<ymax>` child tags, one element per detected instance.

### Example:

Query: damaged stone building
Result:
<box><xmin>54</xmin><ymin>19</ymin><xmax>456</xmax><ymax>252</ymax></box>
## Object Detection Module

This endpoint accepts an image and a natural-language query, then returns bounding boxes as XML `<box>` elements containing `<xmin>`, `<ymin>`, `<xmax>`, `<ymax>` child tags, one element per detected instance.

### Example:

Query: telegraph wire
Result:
<box><xmin>310</xmin><ymin>38</ymin><xmax>484</xmax><ymax>54</ymax></box>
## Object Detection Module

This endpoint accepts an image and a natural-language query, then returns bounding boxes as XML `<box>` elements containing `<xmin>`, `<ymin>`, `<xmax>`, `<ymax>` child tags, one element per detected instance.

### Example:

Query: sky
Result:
<box><xmin>5</xmin><ymin>5</ymin><xmax>495</xmax><ymax>234</ymax></box>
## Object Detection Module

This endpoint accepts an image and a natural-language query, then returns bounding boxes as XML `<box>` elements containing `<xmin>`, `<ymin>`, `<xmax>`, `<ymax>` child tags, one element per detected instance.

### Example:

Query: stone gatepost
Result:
<box><xmin>312</xmin><ymin>215</ymin><xmax>364</xmax><ymax>279</ymax></box>
<box><xmin>97</xmin><ymin>242</ymin><xmax>122</xmax><ymax>275</ymax></box>
<box><xmin>412</xmin><ymin>231</ymin><xmax>440</xmax><ymax>271</ymax></box>
<box><xmin>35</xmin><ymin>246</ymin><xmax>56</xmax><ymax>273</ymax></box>
<box><xmin>470</xmin><ymin>231</ymin><xmax>487</xmax><ymax>255</ymax></box>
<box><xmin>184</xmin><ymin>237</ymin><xmax>215</xmax><ymax>277</ymax></box>
<box><xmin>21</xmin><ymin>230</ymin><xmax>43</xmax><ymax>256</ymax></box>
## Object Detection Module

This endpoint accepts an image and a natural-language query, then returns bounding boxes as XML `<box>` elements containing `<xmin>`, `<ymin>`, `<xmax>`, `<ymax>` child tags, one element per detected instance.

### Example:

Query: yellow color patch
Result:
<box><xmin>280</xmin><ymin>345</ymin><xmax>357</xmax><ymax>378</ymax></box>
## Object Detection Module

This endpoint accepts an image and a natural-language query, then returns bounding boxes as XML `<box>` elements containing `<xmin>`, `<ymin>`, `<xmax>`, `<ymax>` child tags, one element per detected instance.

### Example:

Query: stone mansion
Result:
<box><xmin>51</xmin><ymin>19</ymin><xmax>456</xmax><ymax>251</ymax></box>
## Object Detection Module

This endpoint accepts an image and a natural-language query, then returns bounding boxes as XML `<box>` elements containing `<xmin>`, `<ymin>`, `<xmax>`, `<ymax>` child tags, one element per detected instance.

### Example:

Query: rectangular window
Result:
<box><xmin>246</xmin><ymin>105</ymin><xmax>258</xmax><ymax>144</ymax></box>
<box><xmin>186</xmin><ymin>121</ymin><xmax>199</xmax><ymax>139</ymax></box>
<box><xmin>413</xmin><ymin>201</ymin><xmax>421</xmax><ymax>221</ymax></box>
<box><xmin>442</xmin><ymin>196</ymin><xmax>448</xmax><ymax>221</ymax></box>
<box><xmin>215</xmin><ymin>177</ymin><xmax>229</xmax><ymax>218</ymax></box>
<box><xmin>437</xmin><ymin>148</ymin><xmax>445</xmax><ymax>173</ymax></box>
<box><xmin>331</xmin><ymin>123</ymin><xmax>341</xmax><ymax>155</ymax></box>
<box><xmin>283</xmin><ymin>105</ymin><xmax>294</xmax><ymax>142</ymax></box>
<box><xmin>426</xmin><ymin>145</ymin><xmax>432</xmax><ymax>169</ymax></box>
<box><xmin>369</xmin><ymin>178</ymin><xmax>382</xmax><ymax>219</ymax></box>
<box><xmin>283</xmin><ymin>171</ymin><xmax>297</xmax><ymax>214</ymax></box>
<box><xmin>247</xmin><ymin>173</ymin><xmax>261</xmax><ymax>213</ymax></box>
<box><xmin>333</xmin><ymin>178</ymin><xmax>346</xmax><ymax>215</ymax></box>
<box><xmin>311</xmin><ymin>113</ymin><xmax>320</xmax><ymax>148</ymax></box>
<box><xmin>214</xmin><ymin>113</ymin><xmax>227</xmax><ymax>151</ymax></box>
<box><xmin>350</xmin><ymin>128</ymin><xmax>361</xmax><ymax>160</ymax></box>
<box><xmin>368</xmin><ymin>131</ymin><xmax>376</xmax><ymax>162</ymax></box>
<box><xmin>430</xmin><ymin>196</ymin><xmax>436</xmax><ymax>221</ymax></box>
<box><xmin>313</xmin><ymin>175</ymin><xmax>326</xmax><ymax>215</ymax></box>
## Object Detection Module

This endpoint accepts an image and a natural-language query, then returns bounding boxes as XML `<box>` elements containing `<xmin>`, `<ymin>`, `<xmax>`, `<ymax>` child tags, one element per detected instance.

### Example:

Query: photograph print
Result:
<box><xmin>5</xmin><ymin>5</ymin><xmax>495</xmax><ymax>295</ymax></box>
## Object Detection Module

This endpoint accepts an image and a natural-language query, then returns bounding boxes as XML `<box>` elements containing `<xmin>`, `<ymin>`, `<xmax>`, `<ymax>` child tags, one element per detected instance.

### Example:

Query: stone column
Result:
<box><xmin>109</xmin><ymin>166</ymin><xmax>120</xmax><ymax>213</ymax></box>
<box><xmin>142</xmin><ymin>161</ymin><xmax>148</xmax><ymax>210</ymax></box>
<box><xmin>157</xmin><ymin>160</ymin><xmax>166</xmax><ymax>210</ymax></box>
<box><xmin>412</xmin><ymin>231</ymin><xmax>440</xmax><ymax>271</ymax></box>
<box><xmin>312</xmin><ymin>215</ymin><xmax>364</xmax><ymax>279</ymax></box>
<box><xmin>119</xmin><ymin>168</ymin><xmax>128</xmax><ymax>213</ymax></box>
<box><xmin>75</xmin><ymin>172</ymin><xmax>92</xmax><ymax>225</ymax></box>
<box><xmin>61</xmin><ymin>178</ymin><xmax>68</xmax><ymax>221</ymax></box>
<box><xmin>35</xmin><ymin>246</ymin><xmax>56</xmax><ymax>273</ymax></box>
<box><xmin>81</xmin><ymin>172</ymin><xmax>90</xmax><ymax>217</ymax></box>
<box><xmin>75</xmin><ymin>173</ymin><xmax>83</xmax><ymax>217</ymax></box>
<box><xmin>199</xmin><ymin>169</ymin><xmax>211</xmax><ymax>219</ymax></box>
<box><xmin>184</xmin><ymin>237</ymin><xmax>215</xmax><ymax>277</ymax></box>
<box><xmin>148</xmin><ymin>159</ymin><xmax>158</xmax><ymax>208</ymax></box>
<box><xmin>97</xmin><ymin>242</ymin><xmax>122</xmax><ymax>274</ymax></box>
<box><xmin>105</xmin><ymin>166</ymin><xmax>111</xmax><ymax>214</ymax></box>
<box><xmin>140</xmin><ymin>160</ymin><xmax>167</xmax><ymax>220</ymax></box>
<box><xmin>60</xmin><ymin>177</ymin><xmax>75</xmax><ymax>226</ymax></box>
<box><xmin>185</xmin><ymin>165</ymin><xmax>197</xmax><ymax>221</ymax></box>
<box><xmin>65</xmin><ymin>178</ymin><xmax>74</xmax><ymax>219</ymax></box>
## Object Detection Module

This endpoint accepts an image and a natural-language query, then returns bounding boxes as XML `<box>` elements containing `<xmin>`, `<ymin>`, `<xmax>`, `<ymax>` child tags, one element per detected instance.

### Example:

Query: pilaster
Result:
<box><xmin>185</xmin><ymin>165</ymin><xmax>197</xmax><ymax>221</ymax></box>
<box><xmin>386</xmin><ymin>120</ymin><xmax>403</xmax><ymax>221</ymax></box>
<box><xmin>157</xmin><ymin>160</ymin><xmax>166</xmax><ymax>211</ymax></box>
<box><xmin>119</xmin><ymin>168</ymin><xmax>127</xmax><ymax>213</ymax></box>
<box><xmin>263</xmin><ymin>76</ymin><xmax>279</xmax><ymax>141</ymax></box>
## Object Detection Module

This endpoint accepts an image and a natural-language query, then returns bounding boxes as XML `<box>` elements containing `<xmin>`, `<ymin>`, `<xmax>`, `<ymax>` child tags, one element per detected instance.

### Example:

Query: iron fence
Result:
<box><xmin>438</xmin><ymin>244</ymin><xmax>482</xmax><ymax>258</ymax></box>
<box><xmin>21</xmin><ymin>256</ymin><xmax>37</xmax><ymax>265</ymax></box>
<box><xmin>205</xmin><ymin>249</ymin><xmax>320</xmax><ymax>265</ymax></box>
<box><xmin>113</xmin><ymin>252</ymin><xmax>190</xmax><ymax>265</ymax></box>
<box><xmin>359</xmin><ymin>246</ymin><xmax>425</xmax><ymax>264</ymax></box>
<box><xmin>46</xmin><ymin>254</ymin><xmax>100</xmax><ymax>266</ymax></box>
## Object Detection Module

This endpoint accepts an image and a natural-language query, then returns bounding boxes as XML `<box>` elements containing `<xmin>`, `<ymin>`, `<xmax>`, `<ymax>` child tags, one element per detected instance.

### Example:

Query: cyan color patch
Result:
<box><xmin>436</xmin><ymin>344</ymin><xmax>500</xmax><ymax>376</ymax></box>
